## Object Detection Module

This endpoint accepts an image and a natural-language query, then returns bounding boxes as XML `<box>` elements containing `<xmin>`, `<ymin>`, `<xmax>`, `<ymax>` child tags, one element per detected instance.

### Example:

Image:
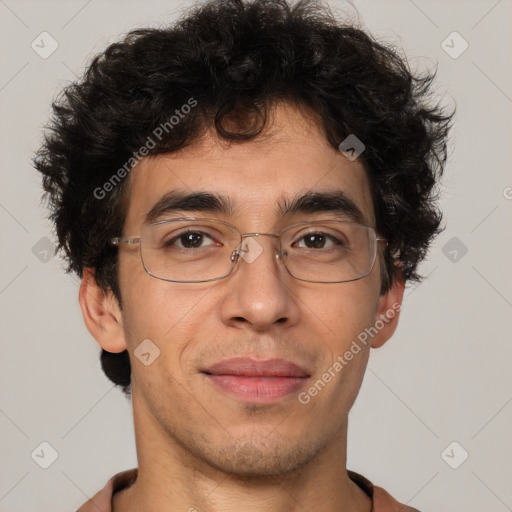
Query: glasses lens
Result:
<box><xmin>141</xmin><ymin>219</ymin><xmax>240</xmax><ymax>282</ymax></box>
<box><xmin>280</xmin><ymin>221</ymin><xmax>377</xmax><ymax>283</ymax></box>
<box><xmin>139</xmin><ymin>219</ymin><xmax>377</xmax><ymax>283</ymax></box>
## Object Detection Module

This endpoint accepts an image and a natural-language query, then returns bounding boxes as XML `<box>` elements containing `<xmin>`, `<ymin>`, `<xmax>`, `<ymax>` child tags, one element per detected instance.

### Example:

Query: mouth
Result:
<box><xmin>201</xmin><ymin>357</ymin><xmax>311</xmax><ymax>404</ymax></box>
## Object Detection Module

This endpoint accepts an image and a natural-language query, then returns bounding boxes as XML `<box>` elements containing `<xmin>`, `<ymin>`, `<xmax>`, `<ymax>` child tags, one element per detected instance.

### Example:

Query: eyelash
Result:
<box><xmin>163</xmin><ymin>230</ymin><xmax>345</xmax><ymax>250</ymax></box>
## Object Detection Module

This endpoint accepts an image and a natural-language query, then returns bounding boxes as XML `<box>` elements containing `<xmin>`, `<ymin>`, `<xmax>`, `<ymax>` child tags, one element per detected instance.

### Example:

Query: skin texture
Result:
<box><xmin>79</xmin><ymin>102</ymin><xmax>404</xmax><ymax>512</ymax></box>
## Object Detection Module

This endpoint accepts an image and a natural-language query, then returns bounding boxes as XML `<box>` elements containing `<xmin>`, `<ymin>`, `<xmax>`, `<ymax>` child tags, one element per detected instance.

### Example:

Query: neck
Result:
<box><xmin>113</xmin><ymin>390</ymin><xmax>372</xmax><ymax>512</ymax></box>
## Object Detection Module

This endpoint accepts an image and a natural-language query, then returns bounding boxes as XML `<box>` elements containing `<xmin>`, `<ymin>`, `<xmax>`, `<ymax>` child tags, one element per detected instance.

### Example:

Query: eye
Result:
<box><xmin>164</xmin><ymin>230</ymin><xmax>217</xmax><ymax>249</ymax></box>
<box><xmin>294</xmin><ymin>232</ymin><xmax>341</xmax><ymax>249</ymax></box>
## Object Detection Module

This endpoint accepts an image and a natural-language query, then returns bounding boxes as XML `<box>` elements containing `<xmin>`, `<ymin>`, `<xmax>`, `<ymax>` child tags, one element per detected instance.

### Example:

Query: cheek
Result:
<box><xmin>119</xmin><ymin>270</ymin><xmax>215</xmax><ymax>370</ymax></box>
<box><xmin>311</xmin><ymin>279</ymin><xmax>379</xmax><ymax>338</ymax></box>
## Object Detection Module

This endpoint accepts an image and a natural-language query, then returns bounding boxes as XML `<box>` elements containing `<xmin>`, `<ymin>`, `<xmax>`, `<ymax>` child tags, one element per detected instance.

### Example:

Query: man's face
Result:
<box><xmin>114</xmin><ymin>103</ymin><xmax>394</xmax><ymax>476</ymax></box>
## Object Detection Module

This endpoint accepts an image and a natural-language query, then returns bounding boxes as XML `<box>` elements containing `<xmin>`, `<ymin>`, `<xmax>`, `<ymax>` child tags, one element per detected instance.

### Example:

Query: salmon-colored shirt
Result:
<box><xmin>76</xmin><ymin>468</ymin><xmax>421</xmax><ymax>512</ymax></box>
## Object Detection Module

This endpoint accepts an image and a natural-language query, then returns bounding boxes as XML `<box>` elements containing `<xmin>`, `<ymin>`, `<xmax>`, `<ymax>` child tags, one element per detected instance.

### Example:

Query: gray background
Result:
<box><xmin>1</xmin><ymin>0</ymin><xmax>511</xmax><ymax>510</ymax></box>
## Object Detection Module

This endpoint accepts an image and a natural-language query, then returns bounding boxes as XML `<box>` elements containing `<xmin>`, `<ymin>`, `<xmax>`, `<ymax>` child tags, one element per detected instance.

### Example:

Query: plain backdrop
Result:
<box><xmin>1</xmin><ymin>1</ymin><xmax>511</xmax><ymax>511</ymax></box>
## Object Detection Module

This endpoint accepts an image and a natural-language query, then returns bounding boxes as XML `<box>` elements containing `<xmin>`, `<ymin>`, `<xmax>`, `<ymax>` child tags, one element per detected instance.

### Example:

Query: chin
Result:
<box><xmin>196</xmin><ymin>433</ymin><xmax>325</xmax><ymax>478</ymax></box>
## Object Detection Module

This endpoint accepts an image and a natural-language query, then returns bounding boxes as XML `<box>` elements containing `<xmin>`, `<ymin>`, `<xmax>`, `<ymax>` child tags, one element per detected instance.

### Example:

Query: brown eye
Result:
<box><xmin>295</xmin><ymin>233</ymin><xmax>342</xmax><ymax>249</ymax></box>
<box><xmin>302</xmin><ymin>234</ymin><xmax>327</xmax><ymax>248</ymax></box>
<box><xmin>163</xmin><ymin>230</ymin><xmax>216</xmax><ymax>249</ymax></box>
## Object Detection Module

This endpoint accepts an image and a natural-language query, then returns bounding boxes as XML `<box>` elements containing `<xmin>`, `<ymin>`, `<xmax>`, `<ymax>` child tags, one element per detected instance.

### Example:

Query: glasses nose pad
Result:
<box><xmin>230</xmin><ymin>248</ymin><xmax>241</xmax><ymax>263</ymax></box>
<box><xmin>230</xmin><ymin>237</ymin><xmax>283</xmax><ymax>266</ymax></box>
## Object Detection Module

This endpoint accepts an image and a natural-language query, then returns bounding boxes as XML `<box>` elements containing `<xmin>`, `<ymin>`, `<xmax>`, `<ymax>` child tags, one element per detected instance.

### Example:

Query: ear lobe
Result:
<box><xmin>78</xmin><ymin>267</ymin><xmax>127</xmax><ymax>353</ymax></box>
<box><xmin>370</xmin><ymin>275</ymin><xmax>405</xmax><ymax>349</ymax></box>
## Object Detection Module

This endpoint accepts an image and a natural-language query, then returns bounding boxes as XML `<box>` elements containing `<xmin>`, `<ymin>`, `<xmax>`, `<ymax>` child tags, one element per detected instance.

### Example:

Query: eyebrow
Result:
<box><xmin>144</xmin><ymin>189</ymin><xmax>365</xmax><ymax>225</ymax></box>
<box><xmin>278</xmin><ymin>190</ymin><xmax>365</xmax><ymax>223</ymax></box>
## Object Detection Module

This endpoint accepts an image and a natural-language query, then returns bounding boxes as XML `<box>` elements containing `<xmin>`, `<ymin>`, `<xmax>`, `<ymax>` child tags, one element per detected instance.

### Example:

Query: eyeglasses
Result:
<box><xmin>110</xmin><ymin>217</ymin><xmax>386</xmax><ymax>284</ymax></box>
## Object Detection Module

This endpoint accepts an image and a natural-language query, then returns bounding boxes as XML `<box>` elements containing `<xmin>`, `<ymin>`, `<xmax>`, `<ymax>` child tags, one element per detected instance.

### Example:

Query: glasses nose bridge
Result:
<box><xmin>241</xmin><ymin>232</ymin><xmax>280</xmax><ymax>240</ymax></box>
<box><xmin>234</xmin><ymin>232</ymin><xmax>283</xmax><ymax>263</ymax></box>
<box><xmin>240</xmin><ymin>231</ymin><xmax>282</xmax><ymax>251</ymax></box>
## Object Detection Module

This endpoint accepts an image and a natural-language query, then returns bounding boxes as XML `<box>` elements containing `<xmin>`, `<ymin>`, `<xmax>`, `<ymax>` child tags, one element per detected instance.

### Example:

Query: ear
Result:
<box><xmin>78</xmin><ymin>267</ymin><xmax>127</xmax><ymax>353</ymax></box>
<box><xmin>370</xmin><ymin>273</ymin><xmax>405</xmax><ymax>349</ymax></box>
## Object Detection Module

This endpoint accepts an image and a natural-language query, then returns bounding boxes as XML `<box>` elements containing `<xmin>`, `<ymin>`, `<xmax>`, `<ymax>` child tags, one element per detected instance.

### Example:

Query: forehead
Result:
<box><xmin>123</xmin><ymin>103</ymin><xmax>375</xmax><ymax>231</ymax></box>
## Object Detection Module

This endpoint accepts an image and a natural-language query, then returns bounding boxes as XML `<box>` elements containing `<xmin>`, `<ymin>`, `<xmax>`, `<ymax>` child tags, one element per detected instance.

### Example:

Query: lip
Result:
<box><xmin>203</xmin><ymin>357</ymin><xmax>311</xmax><ymax>378</ymax></box>
<box><xmin>202</xmin><ymin>357</ymin><xmax>310</xmax><ymax>403</ymax></box>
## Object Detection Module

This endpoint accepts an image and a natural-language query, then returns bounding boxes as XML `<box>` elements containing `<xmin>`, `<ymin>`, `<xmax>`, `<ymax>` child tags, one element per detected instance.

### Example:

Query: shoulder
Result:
<box><xmin>373</xmin><ymin>485</ymin><xmax>423</xmax><ymax>512</ymax></box>
<box><xmin>75</xmin><ymin>468</ymin><xmax>138</xmax><ymax>512</ymax></box>
<box><xmin>348</xmin><ymin>470</ymin><xmax>423</xmax><ymax>512</ymax></box>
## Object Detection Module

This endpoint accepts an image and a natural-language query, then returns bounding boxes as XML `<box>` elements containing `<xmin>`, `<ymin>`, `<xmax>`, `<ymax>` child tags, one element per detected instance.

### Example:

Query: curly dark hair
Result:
<box><xmin>33</xmin><ymin>0</ymin><xmax>453</xmax><ymax>396</ymax></box>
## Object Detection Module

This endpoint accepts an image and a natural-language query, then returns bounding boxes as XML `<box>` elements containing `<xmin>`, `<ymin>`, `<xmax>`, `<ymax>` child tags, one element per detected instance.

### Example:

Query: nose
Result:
<box><xmin>219</xmin><ymin>234</ymin><xmax>301</xmax><ymax>332</ymax></box>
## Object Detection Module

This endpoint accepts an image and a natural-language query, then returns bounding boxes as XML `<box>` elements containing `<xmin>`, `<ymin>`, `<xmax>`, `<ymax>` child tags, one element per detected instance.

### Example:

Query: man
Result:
<box><xmin>34</xmin><ymin>0</ymin><xmax>452</xmax><ymax>510</ymax></box>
